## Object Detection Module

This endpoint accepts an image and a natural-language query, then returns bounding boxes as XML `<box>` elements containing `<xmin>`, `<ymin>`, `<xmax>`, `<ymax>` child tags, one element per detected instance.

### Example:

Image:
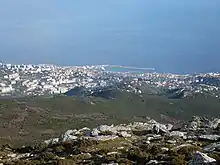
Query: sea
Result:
<box><xmin>0</xmin><ymin>0</ymin><xmax>219</xmax><ymax>74</ymax></box>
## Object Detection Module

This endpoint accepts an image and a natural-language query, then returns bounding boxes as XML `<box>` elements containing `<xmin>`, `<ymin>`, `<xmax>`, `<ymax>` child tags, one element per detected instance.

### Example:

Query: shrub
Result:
<box><xmin>40</xmin><ymin>152</ymin><xmax>57</xmax><ymax>161</ymax></box>
<box><xmin>171</xmin><ymin>155</ymin><xmax>186</xmax><ymax>165</ymax></box>
<box><xmin>150</xmin><ymin>145</ymin><xmax>162</xmax><ymax>155</ymax></box>
<box><xmin>57</xmin><ymin>159</ymin><xmax>76</xmax><ymax>165</ymax></box>
<box><xmin>178</xmin><ymin>146</ymin><xmax>202</xmax><ymax>160</ymax></box>
<box><xmin>127</xmin><ymin>148</ymin><xmax>149</xmax><ymax>164</ymax></box>
<box><xmin>53</xmin><ymin>145</ymin><xmax>65</xmax><ymax>153</ymax></box>
<box><xmin>100</xmin><ymin>131</ymin><xmax>114</xmax><ymax>136</ymax></box>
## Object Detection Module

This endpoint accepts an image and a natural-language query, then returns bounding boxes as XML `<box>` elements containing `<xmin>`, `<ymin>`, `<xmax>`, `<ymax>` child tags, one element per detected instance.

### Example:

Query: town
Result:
<box><xmin>0</xmin><ymin>63</ymin><xmax>220</xmax><ymax>98</ymax></box>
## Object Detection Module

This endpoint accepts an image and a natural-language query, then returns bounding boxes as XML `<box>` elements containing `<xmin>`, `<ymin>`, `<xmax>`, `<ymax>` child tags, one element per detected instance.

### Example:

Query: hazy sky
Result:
<box><xmin>0</xmin><ymin>0</ymin><xmax>219</xmax><ymax>73</ymax></box>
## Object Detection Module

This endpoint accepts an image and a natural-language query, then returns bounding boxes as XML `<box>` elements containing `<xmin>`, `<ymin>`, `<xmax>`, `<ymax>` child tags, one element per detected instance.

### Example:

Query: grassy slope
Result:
<box><xmin>0</xmin><ymin>93</ymin><xmax>219</xmax><ymax>146</ymax></box>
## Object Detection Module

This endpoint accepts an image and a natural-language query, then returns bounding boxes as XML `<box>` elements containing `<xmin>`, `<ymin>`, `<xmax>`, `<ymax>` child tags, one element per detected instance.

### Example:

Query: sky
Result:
<box><xmin>0</xmin><ymin>0</ymin><xmax>219</xmax><ymax>73</ymax></box>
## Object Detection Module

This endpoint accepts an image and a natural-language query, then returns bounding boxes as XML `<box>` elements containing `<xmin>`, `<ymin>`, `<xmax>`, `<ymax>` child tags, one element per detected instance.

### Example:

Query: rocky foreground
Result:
<box><xmin>1</xmin><ymin>117</ymin><xmax>220</xmax><ymax>165</ymax></box>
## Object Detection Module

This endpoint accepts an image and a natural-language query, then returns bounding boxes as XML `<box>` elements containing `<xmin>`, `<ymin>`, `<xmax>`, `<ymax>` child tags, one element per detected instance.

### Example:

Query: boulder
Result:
<box><xmin>93</xmin><ymin>135</ymin><xmax>118</xmax><ymax>141</ymax></box>
<box><xmin>167</xmin><ymin>140</ymin><xmax>176</xmax><ymax>144</ymax></box>
<box><xmin>119</xmin><ymin>131</ymin><xmax>132</xmax><ymax>138</ymax></box>
<box><xmin>146</xmin><ymin>160</ymin><xmax>159</xmax><ymax>164</ymax></box>
<box><xmin>99</xmin><ymin>125</ymin><xmax>117</xmax><ymax>134</ymax></box>
<box><xmin>189</xmin><ymin>151</ymin><xmax>216</xmax><ymax>165</ymax></box>
<box><xmin>91</xmin><ymin>128</ymin><xmax>100</xmax><ymax>137</ymax></box>
<box><xmin>166</xmin><ymin>124</ymin><xmax>173</xmax><ymax>131</ymax></box>
<box><xmin>64</xmin><ymin>129</ymin><xmax>77</xmax><ymax>136</ymax></box>
<box><xmin>44</xmin><ymin>138</ymin><xmax>59</xmax><ymax>145</ymax></box>
<box><xmin>153</xmin><ymin>124</ymin><xmax>160</xmax><ymax>134</ymax></box>
<box><xmin>169</xmin><ymin>131</ymin><xmax>186</xmax><ymax>138</ymax></box>
<box><xmin>61</xmin><ymin>134</ymin><xmax>78</xmax><ymax>142</ymax></box>
<box><xmin>199</xmin><ymin>135</ymin><xmax>220</xmax><ymax>142</ymax></box>
<box><xmin>75</xmin><ymin>127</ymin><xmax>91</xmax><ymax>136</ymax></box>
<box><xmin>60</xmin><ymin>129</ymin><xmax>78</xmax><ymax>142</ymax></box>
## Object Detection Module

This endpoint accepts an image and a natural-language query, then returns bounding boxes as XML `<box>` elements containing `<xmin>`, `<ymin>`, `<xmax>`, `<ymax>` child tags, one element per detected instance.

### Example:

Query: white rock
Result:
<box><xmin>173</xmin><ymin>144</ymin><xmax>193</xmax><ymax>151</ymax></box>
<box><xmin>169</xmin><ymin>131</ymin><xmax>186</xmax><ymax>138</ymax></box>
<box><xmin>99</xmin><ymin>125</ymin><xmax>114</xmax><ymax>133</ymax></box>
<box><xmin>199</xmin><ymin>135</ymin><xmax>220</xmax><ymax>141</ymax></box>
<box><xmin>167</xmin><ymin>140</ymin><xmax>176</xmax><ymax>144</ymax></box>
<box><xmin>119</xmin><ymin>131</ymin><xmax>132</xmax><ymax>138</ymax></box>
<box><xmin>91</xmin><ymin>128</ymin><xmax>100</xmax><ymax>137</ymax></box>
<box><xmin>158</xmin><ymin>124</ymin><xmax>169</xmax><ymax>133</ymax></box>
<box><xmin>44</xmin><ymin>138</ymin><xmax>59</xmax><ymax>145</ymax></box>
<box><xmin>107</xmin><ymin>152</ymin><xmax>119</xmax><ymax>155</ymax></box>
<box><xmin>166</xmin><ymin>124</ymin><xmax>173</xmax><ymax>131</ymax></box>
<box><xmin>146</xmin><ymin>160</ymin><xmax>159</xmax><ymax>164</ymax></box>
<box><xmin>7</xmin><ymin>154</ymin><xmax>17</xmax><ymax>158</ymax></box>
<box><xmin>94</xmin><ymin>135</ymin><xmax>119</xmax><ymax>141</ymax></box>
<box><xmin>61</xmin><ymin>134</ymin><xmax>78</xmax><ymax>142</ymax></box>
<box><xmin>161</xmin><ymin>147</ymin><xmax>169</xmax><ymax>152</ymax></box>
<box><xmin>64</xmin><ymin>129</ymin><xmax>77</xmax><ymax>135</ymax></box>
<box><xmin>189</xmin><ymin>151</ymin><xmax>216</xmax><ymax>165</ymax></box>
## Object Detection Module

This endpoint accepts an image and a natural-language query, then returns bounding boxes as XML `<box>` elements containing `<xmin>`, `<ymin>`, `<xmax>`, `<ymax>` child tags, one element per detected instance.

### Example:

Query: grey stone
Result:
<box><xmin>199</xmin><ymin>135</ymin><xmax>220</xmax><ymax>141</ymax></box>
<box><xmin>167</xmin><ymin>140</ymin><xmax>176</xmax><ymax>144</ymax></box>
<box><xmin>169</xmin><ymin>131</ymin><xmax>186</xmax><ymax>138</ymax></box>
<box><xmin>189</xmin><ymin>151</ymin><xmax>216</xmax><ymax>165</ymax></box>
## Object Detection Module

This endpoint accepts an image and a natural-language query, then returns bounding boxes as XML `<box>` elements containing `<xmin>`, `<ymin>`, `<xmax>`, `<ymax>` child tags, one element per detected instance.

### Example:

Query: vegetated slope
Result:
<box><xmin>0</xmin><ymin>92</ymin><xmax>220</xmax><ymax>146</ymax></box>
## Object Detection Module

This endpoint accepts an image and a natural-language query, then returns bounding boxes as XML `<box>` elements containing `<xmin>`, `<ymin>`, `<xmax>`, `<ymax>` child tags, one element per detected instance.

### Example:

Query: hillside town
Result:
<box><xmin>0</xmin><ymin>63</ymin><xmax>220</xmax><ymax>98</ymax></box>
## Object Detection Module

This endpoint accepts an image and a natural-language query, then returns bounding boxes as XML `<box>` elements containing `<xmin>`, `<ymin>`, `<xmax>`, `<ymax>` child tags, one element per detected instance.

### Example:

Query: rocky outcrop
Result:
<box><xmin>1</xmin><ymin>116</ymin><xmax>220</xmax><ymax>165</ymax></box>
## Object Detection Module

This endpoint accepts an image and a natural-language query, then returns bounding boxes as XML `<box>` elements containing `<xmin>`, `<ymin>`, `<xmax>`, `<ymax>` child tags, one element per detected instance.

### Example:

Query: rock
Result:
<box><xmin>199</xmin><ymin>135</ymin><xmax>220</xmax><ymax>141</ymax></box>
<box><xmin>187</xmin><ymin>135</ymin><xmax>198</xmax><ymax>140</ymax></box>
<box><xmin>204</xmin><ymin>142</ymin><xmax>220</xmax><ymax>152</ymax></box>
<box><xmin>7</xmin><ymin>154</ymin><xmax>16</xmax><ymax>158</ymax></box>
<box><xmin>61</xmin><ymin>130</ymin><xmax>78</xmax><ymax>142</ymax></box>
<box><xmin>153</xmin><ymin>124</ymin><xmax>160</xmax><ymax>134</ymax></box>
<box><xmin>87</xmin><ymin>135</ymin><xmax>119</xmax><ymax>141</ymax></box>
<box><xmin>161</xmin><ymin>147</ymin><xmax>169</xmax><ymax>152</ymax></box>
<box><xmin>166</xmin><ymin>124</ymin><xmax>173</xmax><ymax>131</ymax></box>
<box><xmin>210</xmin><ymin>118</ymin><xmax>220</xmax><ymax>129</ymax></box>
<box><xmin>99</xmin><ymin>125</ymin><xmax>116</xmax><ymax>134</ymax></box>
<box><xmin>146</xmin><ymin>160</ymin><xmax>159</xmax><ymax>164</ymax></box>
<box><xmin>189</xmin><ymin>151</ymin><xmax>216</xmax><ymax>165</ymax></box>
<box><xmin>173</xmin><ymin>144</ymin><xmax>193</xmax><ymax>151</ymax></box>
<box><xmin>158</xmin><ymin>124</ymin><xmax>169</xmax><ymax>133</ymax></box>
<box><xmin>169</xmin><ymin>131</ymin><xmax>186</xmax><ymax>138</ymax></box>
<box><xmin>167</xmin><ymin>140</ymin><xmax>176</xmax><ymax>144</ymax></box>
<box><xmin>119</xmin><ymin>131</ymin><xmax>132</xmax><ymax>138</ymax></box>
<box><xmin>188</xmin><ymin>116</ymin><xmax>201</xmax><ymax>131</ymax></box>
<box><xmin>107</xmin><ymin>152</ymin><xmax>119</xmax><ymax>155</ymax></box>
<box><xmin>102</xmin><ymin>163</ymin><xmax>118</xmax><ymax>165</ymax></box>
<box><xmin>44</xmin><ymin>138</ymin><xmax>59</xmax><ymax>145</ymax></box>
<box><xmin>147</xmin><ymin>135</ymin><xmax>162</xmax><ymax>141</ymax></box>
<box><xmin>75</xmin><ymin>127</ymin><xmax>91</xmax><ymax>136</ymax></box>
<box><xmin>91</xmin><ymin>128</ymin><xmax>100</xmax><ymax>137</ymax></box>
<box><xmin>65</xmin><ymin>129</ymin><xmax>77</xmax><ymax>135</ymax></box>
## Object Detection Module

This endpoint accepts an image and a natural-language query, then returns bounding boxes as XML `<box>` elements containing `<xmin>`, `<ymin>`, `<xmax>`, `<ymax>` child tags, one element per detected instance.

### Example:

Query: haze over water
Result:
<box><xmin>0</xmin><ymin>0</ymin><xmax>219</xmax><ymax>74</ymax></box>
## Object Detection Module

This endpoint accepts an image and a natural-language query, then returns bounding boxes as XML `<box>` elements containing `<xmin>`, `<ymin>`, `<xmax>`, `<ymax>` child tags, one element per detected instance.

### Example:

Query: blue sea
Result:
<box><xmin>0</xmin><ymin>0</ymin><xmax>219</xmax><ymax>74</ymax></box>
